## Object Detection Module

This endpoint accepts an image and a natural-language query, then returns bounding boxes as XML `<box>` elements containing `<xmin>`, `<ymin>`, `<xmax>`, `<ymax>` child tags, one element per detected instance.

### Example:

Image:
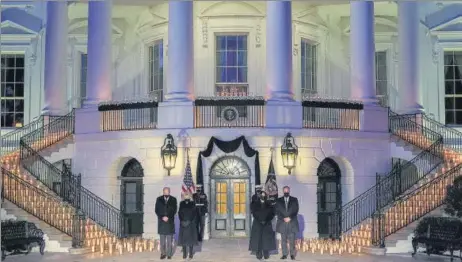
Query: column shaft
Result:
<box><xmin>350</xmin><ymin>1</ymin><xmax>377</xmax><ymax>104</ymax></box>
<box><xmin>266</xmin><ymin>1</ymin><xmax>293</xmax><ymax>101</ymax></box>
<box><xmin>165</xmin><ymin>1</ymin><xmax>193</xmax><ymax>101</ymax></box>
<box><xmin>85</xmin><ymin>1</ymin><xmax>112</xmax><ymax>105</ymax></box>
<box><xmin>43</xmin><ymin>1</ymin><xmax>68</xmax><ymax>115</ymax></box>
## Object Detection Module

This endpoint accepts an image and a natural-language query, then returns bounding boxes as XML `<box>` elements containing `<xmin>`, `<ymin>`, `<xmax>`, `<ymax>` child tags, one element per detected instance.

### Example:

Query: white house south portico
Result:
<box><xmin>3</xmin><ymin>0</ymin><xmax>460</xmax><ymax>258</ymax></box>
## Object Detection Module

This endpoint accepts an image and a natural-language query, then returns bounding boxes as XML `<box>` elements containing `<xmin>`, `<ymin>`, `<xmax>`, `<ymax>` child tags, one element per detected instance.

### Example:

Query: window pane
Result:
<box><xmin>446</xmin><ymin>81</ymin><xmax>455</xmax><ymax>94</ymax></box>
<box><xmin>455</xmin><ymin>52</ymin><xmax>462</xmax><ymax>66</ymax></box>
<box><xmin>301</xmin><ymin>39</ymin><xmax>317</xmax><ymax>95</ymax></box>
<box><xmin>237</xmin><ymin>51</ymin><xmax>247</xmax><ymax>66</ymax></box>
<box><xmin>456</xmin><ymin>80</ymin><xmax>462</xmax><ymax>94</ymax></box>
<box><xmin>237</xmin><ymin>35</ymin><xmax>247</xmax><ymax>51</ymax></box>
<box><xmin>15</xmin><ymin>84</ymin><xmax>24</xmax><ymax>97</ymax></box>
<box><xmin>215</xmin><ymin>35</ymin><xmax>248</xmax><ymax>86</ymax></box>
<box><xmin>216</xmin><ymin>36</ymin><xmax>227</xmax><ymax>51</ymax></box>
<box><xmin>227</xmin><ymin>36</ymin><xmax>238</xmax><ymax>50</ymax></box>
<box><xmin>216</xmin><ymin>67</ymin><xmax>227</xmax><ymax>83</ymax></box>
<box><xmin>148</xmin><ymin>40</ymin><xmax>164</xmax><ymax>100</ymax></box>
<box><xmin>445</xmin><ymin>97</ymin><xmax>455</xmax><ymax>110</ymax></box>
<box><xmin>227</xmin><ymin>51</ymin><xmax>237</xmax><ymax>66</ymax></box>
<box><xmin>216</xmin><ymin>51</ymin><xmax>227</xmax><ymax>66</ymax></box>
<box><xmin>446</xmin><ymin>110</ymin><xmax>455</xmax><ymax>125</ymax></box>
<box><xmin>226</xmin><ymin>67</ymin><xmax>237</xmax><ymax>82</ymax></box>
<box><xmin>237</xmin><ymin>67</ymin><xmax>247</xmax><ymax>82</ymax></box>
<box><xmin>445</xmin><ymin>53</ymin><xmax>454</xmax><ymax>65</ymax></box>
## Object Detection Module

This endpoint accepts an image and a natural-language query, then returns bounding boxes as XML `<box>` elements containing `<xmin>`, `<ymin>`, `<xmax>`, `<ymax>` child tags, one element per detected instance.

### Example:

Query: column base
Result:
<box><xmin>41</xmin><ymin>107</ymin><xmax>68</xmax><ymax>117</ymax></box>
<box><xmin>265</xmin><ymin>100</ymin><xmax>302</xmax><ymax>129</ymax></box>
<box><xmin>164</xmin><ymin>92</ymin><xmax>193</xmax><ymax>102</ymax></box>
<box><xmin>157</xmin><ymin>101</ymin><xmax>194</xmax><ymax>129</ymax></box>
<box><xmin>74</xmin><ymin>105</ymin><xmax>101</xmax><ymax>134</ymax></box>
<box><xmin>360</xmin><ymin>104</ymin><xmax>389</xmax><ymax>132</ymax></box>
<box><xmin>397</xmin><ymin>105</ymin><xmax>425</xmax><ymax>115</ymax></box>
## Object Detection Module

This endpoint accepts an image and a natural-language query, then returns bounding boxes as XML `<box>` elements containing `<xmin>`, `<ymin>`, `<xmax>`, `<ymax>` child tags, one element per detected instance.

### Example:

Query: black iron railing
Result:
<box><xmin>302</xmin><ymin>100</ymin><xmax>363</xmax><ymax>130</ymax></box>
<box><xmin>19</xmin><ymin>111</ymin><xmax>125</xmax><ymax>246</ymax></box>
<box><xmin>1</xmin><ymin>116</ymin><xmax>44</xmax><ymax>155</ymax></box>
<box><xmin>327</xmin><ymin>113</ymin><xmax>444</xmax><ymax>243</ymax></box>
<box><xmin>99</xmin><ymin>101</ymin><xmax>158</xmax><ymax>132</ymax></box>
<box><xmin>422</xmin><ymin>114</ymin><xmax>462</xmax><ymax>153</ymax></box>
<box><xmin>194</xmin><ymin>97</ymin><xmax>265</xmax><ymax>128</ymax></box>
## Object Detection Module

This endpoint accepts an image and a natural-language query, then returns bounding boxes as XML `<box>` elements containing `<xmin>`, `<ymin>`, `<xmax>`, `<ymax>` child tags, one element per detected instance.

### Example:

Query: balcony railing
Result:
<box><xmin>99</xmin><ymin>100</ymin><xmax>158</xmax><ymax>132</ymax></box>
<box><xmin>302</xmin><ymin>99</ymin><xmax>363</xmax><ymax>130</ymax></box>
<box><xmin>194</xmin><ymin>97</ymin><xmax>265</xmax><ymax>128</ymax></box>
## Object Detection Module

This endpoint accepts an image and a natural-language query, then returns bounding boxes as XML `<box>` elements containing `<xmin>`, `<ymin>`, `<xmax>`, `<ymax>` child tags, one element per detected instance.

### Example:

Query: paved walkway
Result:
<box><xmin>2</xmin><ymin>239</ymin><xmax>455</xmax><ymax>262</ymax></box>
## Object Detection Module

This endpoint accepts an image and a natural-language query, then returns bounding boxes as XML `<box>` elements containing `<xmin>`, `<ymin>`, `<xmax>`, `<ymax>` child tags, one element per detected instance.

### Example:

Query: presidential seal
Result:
<box><xmin>221</xmin><ymin>106</ymin><xmax>239</xmax><ymax>122</ymax></box>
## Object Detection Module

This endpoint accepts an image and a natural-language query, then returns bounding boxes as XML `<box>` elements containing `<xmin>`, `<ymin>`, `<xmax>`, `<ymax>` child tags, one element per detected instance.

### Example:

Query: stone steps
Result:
<box><xmin>1</xmin><ymin>200</ymin><xmax>73</xmax><ymax>253</ymax></box>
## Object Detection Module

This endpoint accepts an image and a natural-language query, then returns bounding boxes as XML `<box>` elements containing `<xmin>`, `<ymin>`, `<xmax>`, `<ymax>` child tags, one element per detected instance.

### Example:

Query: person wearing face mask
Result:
<box><xmin>178</xmin><ymin>193</ymin><xmax>198</xmax><ymax>260</ymax></box>
<box><xmin>275</xmin><ymin>186</ymin><xmax>299</xmax><ymax>260</ymax></box>
<box><xmin>251</xmin><ymin>185</ymin><xmax>263</xmax><ymax>203</ymax></box>
<box><xmin>155</xmin><ymin>187</ymin><xmax>177</xmax><ymax>260</ymax></box>
<box><xmin>249</xmin><ymin>191</ymin><xmax>276</xmax><ymax>260</ymax></box>
<box><xmin>192</xmin><ymin>185</ymin><xmax>208</xmax><ymax>242</ymax></box>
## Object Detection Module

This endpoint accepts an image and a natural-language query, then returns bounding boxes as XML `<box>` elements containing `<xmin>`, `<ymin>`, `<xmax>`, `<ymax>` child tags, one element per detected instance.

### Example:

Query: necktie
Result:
<box><xmin>285</xmin><ymin>198</ymin><xmax>288</xmax><ymax>210</ymax></box>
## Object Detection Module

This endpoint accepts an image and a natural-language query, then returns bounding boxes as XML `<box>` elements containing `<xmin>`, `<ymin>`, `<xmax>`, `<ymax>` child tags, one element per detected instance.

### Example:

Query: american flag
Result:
<box><xmin>182</xmin><ymin>157</ymin><xmax>196</xmax><ymax>196</ymax></box>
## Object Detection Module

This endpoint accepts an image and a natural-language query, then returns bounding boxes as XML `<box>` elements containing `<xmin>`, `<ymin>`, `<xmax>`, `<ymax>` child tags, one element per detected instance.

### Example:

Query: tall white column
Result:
<box><xmin>266</xmin><ymin>1</ymin><xmax>293</xmax><ymax>101</ymax></box>
<box><xmin>85</xmin><ymin>1</ymin><xmax>112</xmax><ymax>106</ymax></box>
<box><xmin>350</xmin><ymin>1</ymin><xmax>377</xmax><ymax>104</ymax></box>
<box><xmin>43</xmin><ymin>1</ymin><xmax>68</xmax><ymax>115</ymax></box>
<box><xmin>398</xmin><ymin>1</ymin><xmax>423</xmax><ymax>113</ymax></box>
<box><xmin>165</xmin><ymin>1</ymin><xmax>193</xmax><ymax>101</ymax></box>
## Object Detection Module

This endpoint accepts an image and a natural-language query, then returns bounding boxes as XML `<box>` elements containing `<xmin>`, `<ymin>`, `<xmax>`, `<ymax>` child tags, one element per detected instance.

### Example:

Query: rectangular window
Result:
<box><xmin>149</xmin><ymin>40</ymin><xmax>164</xmax><ymax>102</ymax></box>
<box><xmin>80</xmin><ymin>53</ymin><xmax>87</xmax><ymax>99</ymax></box>
<box><xmin>444</xmin><ymin>51</ymin><xmax>462</xmax><ymax>125</ymax></box>
<box><xmin>1</xmin><ymin>54</ymin><xmax>25</xmax><ymax>128</ymax></box>
<box><xmin>215</xmin><ymin>35</ymin><xmax>248</xmax><ymax>96</ymax></box>
<box><xmin>375</xmin><ymin>51</ymin><xmax>388</xmax><ymax>106</ymax></box>
<box><xmin>301</xmin><ymin>39</ymin><xmax>317</xmax><ymax>97</ymax></box>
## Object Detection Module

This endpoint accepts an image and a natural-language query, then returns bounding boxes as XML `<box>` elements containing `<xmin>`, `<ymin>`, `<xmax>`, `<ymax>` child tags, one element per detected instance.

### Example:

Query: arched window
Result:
<box><xmin>120</xmin><ymin>158</ymin><xmax>144</xmax><ymax>236</ymax></box>
<box><xmin>317</xmin><ymin>158</ymin><xmax>341</xmax><ymax>239</ymax></box>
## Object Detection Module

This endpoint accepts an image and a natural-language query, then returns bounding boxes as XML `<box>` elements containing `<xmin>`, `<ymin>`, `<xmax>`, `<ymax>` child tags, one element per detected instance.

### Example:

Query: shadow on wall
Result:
<box><xmin>296</xmin><ymin>214</ymin><xmax>305</xmax><ymax>240</ymax></box>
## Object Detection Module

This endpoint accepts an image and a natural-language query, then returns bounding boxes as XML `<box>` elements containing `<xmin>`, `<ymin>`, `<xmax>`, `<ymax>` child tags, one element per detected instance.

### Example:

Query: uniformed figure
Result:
<box><xmin>178</xmin><ymin>193</ymin><xmax>198</xmax><ymax>260</ymax></box>
<box><xmin>249</xmin><ymin>191</ymin><xmax>276</xmax><ymax>260</ymax></box>
<box><xmin>251</xmin><ymin>185</ymin><xmax>263</xmax><ymax>204</ymax></box>
<box><xmin>193</xmin><ymin>185</ymin><xmax>208</xmax><ymax>241</ymax></box>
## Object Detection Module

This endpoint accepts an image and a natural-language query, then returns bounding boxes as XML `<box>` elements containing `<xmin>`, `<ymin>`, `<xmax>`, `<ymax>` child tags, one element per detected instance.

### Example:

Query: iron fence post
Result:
<box><xmin>72</xmin><ymin>209</ymin><xmax>86</xmax><ymax>248</ymax></box>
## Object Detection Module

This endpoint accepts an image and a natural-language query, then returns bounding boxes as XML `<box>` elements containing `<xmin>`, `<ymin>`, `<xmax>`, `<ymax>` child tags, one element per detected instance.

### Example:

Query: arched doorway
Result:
<box><xmin>120</xmin><ymin>158</ymin><xmax>144</xmax><ymax>237</ymax></box>
<box><xmin>209</xmin><ymin>156</ymin><xmax>251</xmax><ymax>238</ymax></box>
<box><xmin>317</xmin><ymin>158</ymin><xmax>341</xmax><ymax>238</ymax></box>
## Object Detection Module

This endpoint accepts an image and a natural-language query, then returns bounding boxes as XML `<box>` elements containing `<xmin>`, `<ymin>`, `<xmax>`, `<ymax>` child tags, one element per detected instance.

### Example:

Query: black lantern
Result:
<box><xmin>281</xmin><ymin>132</ymin><xmax>298</xmax><ymax>175</ymax></box>
<box><xmin>161</xmin><ymin>134</ymin><xmax>177</xmax><ymax>176</ymax></box>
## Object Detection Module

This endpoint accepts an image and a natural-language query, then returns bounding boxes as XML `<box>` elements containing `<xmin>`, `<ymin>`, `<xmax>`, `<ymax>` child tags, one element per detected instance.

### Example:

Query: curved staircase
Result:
<box><xmin>1</xmin><ymin>112</ymin><xmax>158</xmax><ymax>255</ymax></box>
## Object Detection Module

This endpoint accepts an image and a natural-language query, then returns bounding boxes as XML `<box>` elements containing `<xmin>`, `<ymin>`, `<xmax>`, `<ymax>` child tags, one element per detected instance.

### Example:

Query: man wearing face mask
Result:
<box><xmin>249</xmin><ymin>191</ymin><xmax>276</xmax><ymax>260</ymax></box>
<box><xmin>155</xmin><ymin>187</ymin><xmax>177</xmax><ymax>259</ymax></box>
<box><xmin>251</xmin><ymin>185</ymin><xmax>263</xmax><ymax>203</ymax></box>
<box><xmin>275</xmin><ymin>186</ymin><xmax>299</xmax><ymax>260</ymax></box>
<box><xmin>178</xmin><ymin>193</ymin><xmax>198</xmax><ymax>260</ymax></box>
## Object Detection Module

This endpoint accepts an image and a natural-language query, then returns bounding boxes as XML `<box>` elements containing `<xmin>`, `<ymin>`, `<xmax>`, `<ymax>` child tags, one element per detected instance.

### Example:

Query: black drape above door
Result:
<box><xmin>196</xmin><ymin>136</ymin><xmax>260</xmax><ymax>186</ymax></box>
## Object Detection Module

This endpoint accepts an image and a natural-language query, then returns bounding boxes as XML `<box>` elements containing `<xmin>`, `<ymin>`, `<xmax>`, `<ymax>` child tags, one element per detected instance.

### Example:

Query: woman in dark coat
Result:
<box><xmin>178</xmin><ymin>193</ymin><xmax>198</xmax><ymax>259</ymax></box>
<box><xmin>249</xmin><ymin>191</ymin><xmax>276</xmax><ymax>260</ymax></box>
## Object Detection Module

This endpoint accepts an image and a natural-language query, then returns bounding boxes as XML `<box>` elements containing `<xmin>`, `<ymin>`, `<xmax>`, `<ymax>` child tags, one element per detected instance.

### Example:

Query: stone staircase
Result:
<box><xmin>1</xmin><ymin>113</ymin><xmax>159</xmax><ymax>255</ymax></box>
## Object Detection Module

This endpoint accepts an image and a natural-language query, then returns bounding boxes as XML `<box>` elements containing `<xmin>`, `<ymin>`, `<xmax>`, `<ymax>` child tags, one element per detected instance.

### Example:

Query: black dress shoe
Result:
<box><xmin>290</xmin><ymin>255</ymin><xmax>296</xmax><ymax>260</ymax></box>
<box><xmin>281</xmin><ymin>255</ymin><xmax>287</xmax><ymax>259</ymax></box>
<box><xmin>160</xmin><ymin>254</ymin><xmax>166</xmax><ymax>259</ymax></box>
<box><xmin>264</xmin><ymin>255</ymin><xmax>270</xmax><ymax>259</ymax></box>
<box><xmin>189</xmin><ymin>254</ymin><xmax>194</xmax><ymax>259</ymax></box>
<box><xmin>167</xmin><ymin>256</ymin><xmax>172</xmax><ymax>259</ymax></box>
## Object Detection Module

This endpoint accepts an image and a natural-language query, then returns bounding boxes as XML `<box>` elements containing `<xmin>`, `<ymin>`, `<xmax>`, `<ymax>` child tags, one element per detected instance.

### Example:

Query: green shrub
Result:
<box><xmin>445</xmin><ymin>176</ymin><xmax>462</xmax><ymax>218</ymax></box>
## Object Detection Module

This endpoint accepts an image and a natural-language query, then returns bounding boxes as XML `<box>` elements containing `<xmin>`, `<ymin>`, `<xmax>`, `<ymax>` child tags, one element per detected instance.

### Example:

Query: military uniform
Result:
<box><xmin>193</xmin><ymin>185</ymin><xmax>208</xmax><ymax>241</ymax></box>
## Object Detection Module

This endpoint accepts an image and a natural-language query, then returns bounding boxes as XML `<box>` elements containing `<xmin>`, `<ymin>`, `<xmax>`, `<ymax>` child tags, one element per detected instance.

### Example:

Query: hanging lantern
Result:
<box><xmin>161</xmin><ymin>134</ymin><xmax>177</xmax><ymax>176</ymax></box>
<box><xmin>281</xmin><ymin>132</ymin><xmax>298</xmax><ymax>175</ymax></box>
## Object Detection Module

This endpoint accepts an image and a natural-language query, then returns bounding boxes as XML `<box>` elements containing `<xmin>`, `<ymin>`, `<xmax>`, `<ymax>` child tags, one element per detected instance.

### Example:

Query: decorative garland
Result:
<box><xmin>195</xmin><ymin>96</ymin><xmax>266</xmax><ymax>106</ymax></box>
<box><xmin>98</xmin><ymin>99</ymin><xmax>158</xmax><ymax>111</ymax></box>
<box><xmin>302</xmin><ymin>97</ymin><xmax>363</xmax><ymax>110</ymax></box>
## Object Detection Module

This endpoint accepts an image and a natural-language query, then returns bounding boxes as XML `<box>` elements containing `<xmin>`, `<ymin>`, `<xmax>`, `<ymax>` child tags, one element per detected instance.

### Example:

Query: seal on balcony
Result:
<box><xmin>221</xmin><ymin>106</ymin><xmax>239</xmax><ymax>122</ymax></box>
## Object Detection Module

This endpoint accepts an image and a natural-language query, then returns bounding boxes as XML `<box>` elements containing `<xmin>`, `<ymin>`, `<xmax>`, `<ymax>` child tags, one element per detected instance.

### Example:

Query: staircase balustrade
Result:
<box><xmin>422</xmin><ymin>114</ymin><xmax>462</xmax><ymax>153</ymax></box>
<box><xmin>1</xmin><ymin>116</ymin><xmax>44</xmax><ymax>156</ymax></box>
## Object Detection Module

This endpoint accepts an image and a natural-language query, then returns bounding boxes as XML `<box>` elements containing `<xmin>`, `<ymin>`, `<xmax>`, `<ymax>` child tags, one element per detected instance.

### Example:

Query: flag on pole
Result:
<box><xmin>182</xmin><ymin>154</ymin><xmax>196</xmax><ymax>197</ymax></box>
<box><xmin>265</xmin><ymin>158</ymin><xmax>278</xmax><ymax>205</ymax></box>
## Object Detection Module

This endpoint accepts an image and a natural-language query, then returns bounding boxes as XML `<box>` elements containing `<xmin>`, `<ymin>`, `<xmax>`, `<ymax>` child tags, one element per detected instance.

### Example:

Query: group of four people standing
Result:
<box><xmin>154</xmin><ymin>185</ymin><xmax>299</xmax><ymax>261</ymax></box>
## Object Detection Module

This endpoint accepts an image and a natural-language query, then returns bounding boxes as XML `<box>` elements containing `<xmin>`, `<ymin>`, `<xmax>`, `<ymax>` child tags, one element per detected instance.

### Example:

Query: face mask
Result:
<box><xmin>256</xmin><ymin>190</ymin><xmax>262</xmax><ymax>195</ymax></box>
<box><xmin>260</xmin><ymin>195</ymin><xmax>266</xmax><ymax>200</ymax></box>
<box><xmin>185</xmin><ymin>198</ymin><xmax>190</xmax><ymax>202</ymax></box>
<box><xmin>284</xmin><ymin>192</ymin><xmax>290</xmax><ymax>197</ymax></box>
<box><xmin>164</xmin><ymin>194</ymin><xmax>169</xmax><ymax>198</ymax></box>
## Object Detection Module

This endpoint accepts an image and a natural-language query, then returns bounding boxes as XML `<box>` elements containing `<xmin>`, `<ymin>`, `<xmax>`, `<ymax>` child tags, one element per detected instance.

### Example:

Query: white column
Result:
<box><xmin>165</xmin><ymin>1</ymin><xmax>193</xmax><ymax>101</ymax></box>
<box><xmin>42</xmin><ymin>1</ymin><xmax>68</xmax><ymax>115</ymax></box>
<box><xmin>398</xmin><ymin>1</ymin><xmax>423</xmax><ymax>113</ymax></box>
<box><xmin>85</xmin><ymin>1</ymin><xmax>112</xmax><ymax>106</ymax></box>
<box><xmin>266</xmin><ymin>1</ymin><xmax>293</xmax><ymax>101</ymax></box>
<box><xmin>350</xmin><ymin>1</ymin><xmax>377</xmax><ymax>104</ymax></box>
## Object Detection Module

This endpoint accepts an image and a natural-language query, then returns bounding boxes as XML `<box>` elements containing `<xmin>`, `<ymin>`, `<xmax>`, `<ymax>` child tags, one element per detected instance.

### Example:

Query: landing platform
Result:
<box><xmin>5</xmin><ymin>239</ymin><xmax>453</xmax><ymax>262</ymax></box>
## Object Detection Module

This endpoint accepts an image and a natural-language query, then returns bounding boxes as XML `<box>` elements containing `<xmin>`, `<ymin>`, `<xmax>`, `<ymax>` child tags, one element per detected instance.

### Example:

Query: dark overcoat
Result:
<box><xmin>275</xmin><ymin>196</ymin><xmax>299</xmax><ymax>234</ymax></box>
<box><xmin>249</xmin><ymin>199</ymin><xmax>276</xmax><ymax>252</ymax></box>
<box><xmin>178</xmin><ymin>200</ymin><xmax>198</xmax><ymax>246</ymax></box>
<box><xmin>155</xmin><ymin>195</ymin><xmax>177</xmax><ymax>235</ymax></box>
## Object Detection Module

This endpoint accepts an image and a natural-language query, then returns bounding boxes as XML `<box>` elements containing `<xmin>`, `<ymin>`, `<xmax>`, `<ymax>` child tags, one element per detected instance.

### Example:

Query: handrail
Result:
<box><xmin>19</xmin><ymin>111</ymin><xmax>125</xmax><ymax>240</ymax></box>
<box><xmin>422</xmin><ymin>114</ymin><xmax>462</xmax><ymax>153</ymax></box>
<box><xmin>329</xmin><ymin>112</ymin><xmax>444</xmax><ymax>239</ymax></box>
<box><xmin>1</xmin><ymin>116</ymin><xmax>44</xmax><ymax>156</ymax></box>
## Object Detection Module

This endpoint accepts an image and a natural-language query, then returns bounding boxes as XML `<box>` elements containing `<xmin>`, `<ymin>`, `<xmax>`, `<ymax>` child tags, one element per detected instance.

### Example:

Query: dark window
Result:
<box><xmin>120</xmin><ymin>159</ymin><xmax>144</xmax><ymax>237</ymax></box>
<box><xmin>444</xmin><ymin>51</ymin><xmax>462</xmax><ymax>125</ymax></box>
<box><xmin>1</xmin><ymin>54</ymin><xmax>25</xmax><ymax>128</ymax></box>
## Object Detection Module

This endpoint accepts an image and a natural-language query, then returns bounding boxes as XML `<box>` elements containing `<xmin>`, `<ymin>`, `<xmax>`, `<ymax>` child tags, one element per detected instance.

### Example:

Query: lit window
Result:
<box><xmin>444</xmin><ymin>51</ymin><xmax>462</xmax><ymax>125</ymax></box>
<box><xmin>375</xmin><ymin>51</ymin><xmax>388</xmax><ymax>106</ymax></box>
<box><xmin>149</xmin><ymin>40</ymin><xmax>164</xmax><ymax>102</ymax></box>
<box><xmin>215</xmin><ymin>35</ymin><xmax>248</xmax><ymax>96</ymax></box>
<box><xmin>301</xmin><ymin>39</ymin><xmax>317</xmax><ymax>98</ymax></box>
<box><xmin>1</xmin><ymin>54</ymin><xmax>25</xmax><ymax>128</ymax></box>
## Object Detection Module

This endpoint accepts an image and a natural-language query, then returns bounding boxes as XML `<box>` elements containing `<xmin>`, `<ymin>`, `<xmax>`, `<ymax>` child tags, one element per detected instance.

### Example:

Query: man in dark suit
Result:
<box><xmin>192</xmin><ymin>185</ymin><xmax>208</xmax><ymax>241</ymax></box>
<box><xmin>275</xmin><ymin>186</ymin><xmax>299</xmax><ymax>260</ymax></box>
<box><xmin>155</xmin><ymin>187</ymin><xmax>177</xmax><ymax>260</ymax></box>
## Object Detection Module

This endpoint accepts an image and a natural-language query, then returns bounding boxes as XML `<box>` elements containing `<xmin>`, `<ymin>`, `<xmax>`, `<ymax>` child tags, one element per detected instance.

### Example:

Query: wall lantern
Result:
<box><xmin>161</xmin><ymin>134</ymin><xmax>177</xmax><ymax>176</ymax></box>
<box><xmin>281</xmin><ymin>132</ymin><xmax>298</xmax><ymax>175</ymax></box>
